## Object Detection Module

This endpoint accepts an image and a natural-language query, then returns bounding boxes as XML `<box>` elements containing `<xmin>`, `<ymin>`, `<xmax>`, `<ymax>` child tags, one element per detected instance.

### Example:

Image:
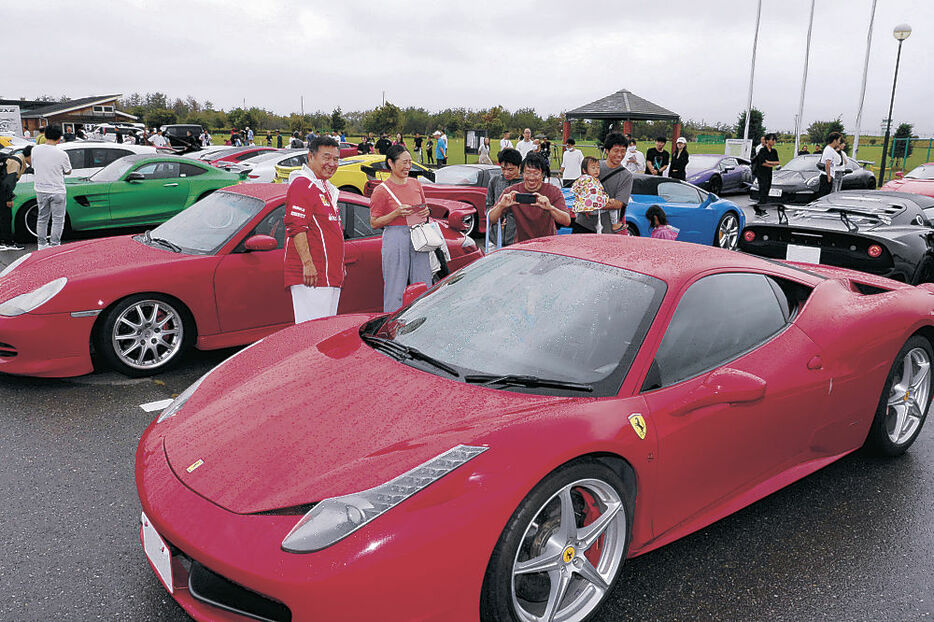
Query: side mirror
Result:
<box><xmin>895</xmin><ymin>171</ymin><xmax>904</xmax><ymax>179</ymax></box>
<box><xmin>244</xmin><ymin>234</ymin><xmax>278</xmax><ymax>251</ymax></box>
<box><xmin>671</xmin><ymin>368</ymin><xmax>767</xmax><ymax>417</ymax></box>
<box><xmin>402</xmin><ymin>282</ymin><xmax>428</xmax><ymax>306</ymax></box>
<box><xmin>125</xmin><ymin>171</ymin><xmax>145</xmax><ymax>182</ymax></box>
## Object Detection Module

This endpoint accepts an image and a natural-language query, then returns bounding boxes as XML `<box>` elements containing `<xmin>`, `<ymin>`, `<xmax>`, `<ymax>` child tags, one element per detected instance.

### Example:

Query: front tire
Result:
<box><xmin>707</xmin><ymin>175</ymin><xmax>722</xmax><ymax>195</ymax></box>
<box><xmin>864</xmin><ymin>336</ymin><xmax>933</xmax><ymax>456</ymax></box>
<box><xmin>95</xmin><ymin>294</ymin><xmax>194</xmax><ymax>377</ymax></box>
<box><xmin>714</xmin><ymin>211</ymin><xmax>740</xmax><ymax>250</ymax></box>
<box><xmin>461</xmin><ymin>211</ymin><xmax>477</xmax><ymax>238</ymax></box>
<box><xmin>480</xmin><ymin>460</ymin><xmax>631</xmax><ymax>622</ymax></box>
<box><xmin>626</xmin><ymin>222</ymin><xmax>639</xmax><ymax>237</ymax></box>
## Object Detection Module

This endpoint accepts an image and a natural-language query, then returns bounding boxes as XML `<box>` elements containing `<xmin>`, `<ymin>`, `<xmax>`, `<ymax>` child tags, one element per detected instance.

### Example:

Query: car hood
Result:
<box><xmin>881</xmin><ymin>178</ymin><xmax>934</xmax><ymax>194</ymax></box>
<box><xmin>773</xmin><ymin>170</ymin><xmax>814</xmax><ymax>185</ymax></box>
<box><xmin>0</xmin><ymin>236</ymin><xmax>193</xmax><ymax>309</ymax></box>
<box><xmin>160</xmin><ymin>316</ymin><xmax>569</xmax><ymax>514</ymax></box>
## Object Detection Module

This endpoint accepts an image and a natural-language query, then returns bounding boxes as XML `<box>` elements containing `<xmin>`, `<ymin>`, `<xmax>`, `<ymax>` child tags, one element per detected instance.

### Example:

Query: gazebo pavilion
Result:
<box><xmin>563</xmin><ymin>89</ymin><xmax>682</xmax><ymax>146</ymax></box>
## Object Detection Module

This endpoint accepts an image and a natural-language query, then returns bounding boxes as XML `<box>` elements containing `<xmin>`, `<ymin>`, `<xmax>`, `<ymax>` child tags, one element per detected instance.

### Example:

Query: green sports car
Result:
<box><xmin>11</xmin><ymin>154</ymin><xmax>247</xmax><ymax>241</ymax></box>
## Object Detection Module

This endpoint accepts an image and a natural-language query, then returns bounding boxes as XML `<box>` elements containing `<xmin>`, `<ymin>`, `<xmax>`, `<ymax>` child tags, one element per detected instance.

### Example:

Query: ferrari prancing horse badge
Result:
<box><xmin>628</xmin><ymin>414</ymin><xmax>647</xmax><ymax>440</ymax></box>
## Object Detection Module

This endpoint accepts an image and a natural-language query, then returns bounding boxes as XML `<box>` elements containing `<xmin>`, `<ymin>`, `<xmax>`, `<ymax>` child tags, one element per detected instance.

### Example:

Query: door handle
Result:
<box><xmin>163</xmin><ymin>183</ymin><xmax>179</xmax><ymax>187</ymax></box>
<box><xmin>807</xmin><ymin>355</ymin><xmax>823</xmax><ymax>370</ymax></box>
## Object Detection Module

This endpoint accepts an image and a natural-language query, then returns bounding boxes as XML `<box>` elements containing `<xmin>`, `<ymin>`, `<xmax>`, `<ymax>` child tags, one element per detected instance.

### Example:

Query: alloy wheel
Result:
<box><xmin>111</xmin><ymin>300</ymin><xmax>184</xmax><ymax>370</ymax></box>
<box><xmin>510</xmin><ymin>478</ymin><xmax>626</xmax><ymax>622</ymax></box>
<box><xmin>717</xmin><ymin>213</ymin><xmax>739</xmax><ymax>250</ymax></box>
<box><xmin>885</xmin><ymin>347</ymin><xmax>931</xmax><ymax>445</ymax></box>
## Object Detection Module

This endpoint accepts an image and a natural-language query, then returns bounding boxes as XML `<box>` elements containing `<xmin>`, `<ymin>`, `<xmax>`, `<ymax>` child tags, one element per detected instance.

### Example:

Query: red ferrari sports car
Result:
<box><xmin>136</xmin><ymin>235</ymin><xmax>932</xmax><ymax>621</ymax></box>
<box><xmin>0</xmin><ymin>184</ymin><xmax>480</xmax><ymax>378</ymax></box>
<box><xmin>881</xmin><ymin>163</ymin><xmax>934</xmax><ymax>198</ymax></box>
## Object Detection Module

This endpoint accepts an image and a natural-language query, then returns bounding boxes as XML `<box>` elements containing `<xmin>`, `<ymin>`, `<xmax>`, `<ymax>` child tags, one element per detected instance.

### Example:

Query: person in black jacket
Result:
<box><xmin>752</xmin><ymin>132</ymin><xmax>781</xmax><ymax>216</ymax></box>
<box><xmin>669</xmin><ymin>137</ymin><xmax>689</xmax><ymax>180</ymax></box>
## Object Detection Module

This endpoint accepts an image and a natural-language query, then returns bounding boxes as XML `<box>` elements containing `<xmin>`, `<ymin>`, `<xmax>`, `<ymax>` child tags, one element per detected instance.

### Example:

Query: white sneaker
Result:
<box><xmin>0</xmin><ymin>243</ymin><xmax>24</xmax><ymax>251</ymax></box>
<box><xmin>0</xmin><ymin>244</ymin><xmax>11</xmax><ymax>251</ymax></box>
<box><xmin>37</xmin><ymin>243</ymin><xmax>49</xmax><ymax>250</ymax></box>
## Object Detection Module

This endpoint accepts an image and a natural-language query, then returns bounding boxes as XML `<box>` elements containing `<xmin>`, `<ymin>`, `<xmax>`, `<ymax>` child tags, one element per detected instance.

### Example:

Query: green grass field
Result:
<box><xmin>218</xmin><ymin>134</ymin><xmax>934</xmax><ymax>183</ymax></box>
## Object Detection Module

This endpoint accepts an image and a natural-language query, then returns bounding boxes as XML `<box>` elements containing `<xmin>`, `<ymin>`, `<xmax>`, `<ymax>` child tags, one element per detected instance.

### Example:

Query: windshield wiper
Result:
<box><xmin>146</xmin><ymin>231</ymin><xmax>181</xmax><ymax>253</ymax></box>
<box><xmin>360</xmin><ymin>334</ymin><xmax>459</xmax><ymax>377</ymax></box>
<box><xmin>464</xmin><ymin>374</ymin><xmax>593</xmax><ymax>392</ymax></box>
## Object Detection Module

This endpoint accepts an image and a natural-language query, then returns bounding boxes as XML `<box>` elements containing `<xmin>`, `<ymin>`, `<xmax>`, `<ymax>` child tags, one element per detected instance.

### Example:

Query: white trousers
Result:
<box><xmin>290</xmin><ymin>285</ymin><xmax>340</xmax><ymax>324</ymax></box>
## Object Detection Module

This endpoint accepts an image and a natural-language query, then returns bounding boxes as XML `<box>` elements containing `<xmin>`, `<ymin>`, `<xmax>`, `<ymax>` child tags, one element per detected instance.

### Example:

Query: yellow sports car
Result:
<box><xmin>274</xmin><ymin>153</ymin><xmax>433</xmax><ymax>194</ymax></box>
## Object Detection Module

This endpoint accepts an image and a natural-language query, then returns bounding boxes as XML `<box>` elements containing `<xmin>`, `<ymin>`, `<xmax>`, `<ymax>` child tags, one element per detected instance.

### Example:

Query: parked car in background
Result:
<box><xmin>684</xmin><ymin>154</ymin><xmax>752</xmax><ymax>194</ymax></box>
<box><xmin>239</xmin><ymin>149</ymin><xmax>306</xmax><ymax>183</ymax></box>
<box><xmin>18</xmin><ymin>141</ymin><xmax>158</xmax><ymax>182</ymax></box>
<box><xmin>160</xmin><ymin>124</ymin><xmax>205</xmax><ymax>152</ymax></box>
<box><xmin>203</xmin><ymin>146</ymin><xmax>278</xmax><ymax>168</ymax></box>
<box><xmin>618</xmin><ymin>174</ymin><xmax>745</xmax><ymax>249</ymax></box>
<box><xmin>750</xmin><ymin>153</ymin><xmax>877</xmax><ymax>203</ymax></box>
<box><xmin>881</xmin><ymin>163</ymin><xmax>934</xmax><ymax>198</ymax></box>
<box><xmin>740</xmin><ymin>190</ymin><xmax>934</xmax><ymax>284</ymax></box>
<box><xmin>339</xmin><ymin>142</ymin><xmax>358</xmax><ymax>158</ymax></box>
<box><xmin>10</xmin><ymin>154</ymin><xmax>245</xmax><ymax>241</ymax></box>
<box><xmin>0</xmin><ymin>184</ymin><xmax>481</xmax><ymax>378</ymax></box>
<box><xmin>135</xmin><ymin>234</ymin><xmax>933</xmax><ymax>622</ymax></box>
<box><xmin>277</xmin><ymin>154</ymin><xmax>433</xmax><ymax>192</ymax></box>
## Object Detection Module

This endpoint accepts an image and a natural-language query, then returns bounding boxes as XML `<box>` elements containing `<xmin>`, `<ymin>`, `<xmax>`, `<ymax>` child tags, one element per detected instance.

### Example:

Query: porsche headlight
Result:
<box><xmin>0</xmin><ymin>277</ymin><xmax>67</xmax><ymax>317</ymax></box>
<box><xmin>806</xmin><ymin>176</ymin><xmax>819</xmax><ymax>187</ymax></box>
<box><xmin>0</xmin><ymin>252</ymin><xmax>31</xmax><ymax>278</ymax></box>
<box><xmin>281</xmin><ymin>444</ymin><xmax>489</xmax><ymax>553</ymax></box>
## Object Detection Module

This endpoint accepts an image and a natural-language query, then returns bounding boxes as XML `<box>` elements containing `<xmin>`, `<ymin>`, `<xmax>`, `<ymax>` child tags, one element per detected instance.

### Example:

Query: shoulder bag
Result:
<box><xmin>381</xmin><ymin>183</ymin><xmax>444</xmax><ymax>252</ymax></box>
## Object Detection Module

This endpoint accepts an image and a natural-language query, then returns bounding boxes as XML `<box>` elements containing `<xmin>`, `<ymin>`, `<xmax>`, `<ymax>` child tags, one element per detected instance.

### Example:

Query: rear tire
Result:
<box><xmin>863</xmin><ymin>336</ymin><xmax>933</xmax><ymax>456</ymax></box>
<box><xmin>15</xmin><ymin>201</ymin><xmax>37</xmax><ymax>243</ymax></box>
<box><xmin>714</xmin><ymin>212</ymin><xmax>740</xmax><ymax>250</ymax></box>
<box><xmin>867</xmin><ymin>177</ymin><xmax>877</xmax><ymax>190</ymax></box>
<box><xmin>626</xmin><ymin>222</ymin><xmax>639</xmax><ymax>237</ymax></box>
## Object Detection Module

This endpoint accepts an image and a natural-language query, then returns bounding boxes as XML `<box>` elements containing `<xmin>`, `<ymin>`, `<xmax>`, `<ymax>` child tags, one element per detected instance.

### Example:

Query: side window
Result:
<box><xmin>91</xmin><ymin>148</ymin><xmax>130</xmax><ymax>168</ymax></box>
<box><xmin>132</xmin><ymin>162</ymin><xmax>159</xmax><ymax>179</ymax></box>
<box><xmin>155</xmin><ymin>161</ymin><xmax>181</xmax><ymax>179</ymax></box>
<box><xmin>649</xmin><ymin>273</ymin><xmax>789</xmax><ymax>389</ymax></box>
<box><xmin>67</xmin><ymin>149</ymin><xmax>87</xmax><ymax>169</ymax></box>
<box><xmin>238</xmin><ymin>204</ymin><xmax>286</xmax><ymax>251</ymax></box>
<box><xmin>340</xmin><ymin>201</ymin><xmax>375</xmax><ymax>239</ymax></box>
<box><xmin>657</xmin><ymin>181</ymin><xmax>702</xmax><ymax>204</ymax></box>
<box><xmin>721</xmin><ymin>158</ymin><xmax>738</xmax><ymax>169</ymax></box>
<box><xmin>180</xmin><ymin>163</ymin><xmax>206</xmax><ymax>177</ymax></box>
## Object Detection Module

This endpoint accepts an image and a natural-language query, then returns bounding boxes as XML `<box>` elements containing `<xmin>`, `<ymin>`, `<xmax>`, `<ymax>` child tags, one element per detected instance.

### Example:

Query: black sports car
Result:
<box><xmin>750</xmin><ymin>153</ymin><xmax>877</xmax><ymax>203</ymax></box>
<box><xmin>739</xmin><ymin>191</ymin><xmax>934</xmax><ymax>285</ymax></box>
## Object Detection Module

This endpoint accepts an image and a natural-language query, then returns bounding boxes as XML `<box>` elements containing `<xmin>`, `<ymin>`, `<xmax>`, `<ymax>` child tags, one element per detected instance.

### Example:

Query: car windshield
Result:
<box><xmin>905</xmin><ymin>165</ymin><xmax>934</xmax><ymax>180</ymax></box>
<box><xmin>374</xmin><ymin>249</ymin><xmax>666</xmax><ymax>395</ymax></box>
<box><xmin>89</xmin><ymin>157</ymin><xmax>138</xmax><ymax>182</ymax></box>
<box><xmin>781</xmin><ymin>155</ymin><xmax>821</xmax><ymax>172</ymax></box>
<box><xmin>434</xmin><ymin>167</ymin><xmax>481</xmax><ymax>185</ymax></box>
<box><xmin>686</xmin><ymin>155</ymin><xmax>723</xmax><ymax>171</ymax></box>
<box><xmin>146</xmin><ymin>192</ymin><xmax>265</xmax><ymax>255</ymax></box>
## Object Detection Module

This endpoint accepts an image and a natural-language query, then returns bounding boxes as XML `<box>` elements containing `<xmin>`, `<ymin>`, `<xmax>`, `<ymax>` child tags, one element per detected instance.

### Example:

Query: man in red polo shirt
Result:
<box><xmin>487</xmin><ymin>152</ymin><xmax>571</xmax><ymax>241</ymax></box>
<box><xmin>284</xmin><ymin>136</ymin><xmax>344</xmax><ymax>323</ymax></box>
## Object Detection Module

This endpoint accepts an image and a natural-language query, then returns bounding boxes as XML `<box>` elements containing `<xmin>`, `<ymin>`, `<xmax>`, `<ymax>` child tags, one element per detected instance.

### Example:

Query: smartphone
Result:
<box><xmin>515</xmin><ymin>192</ymin><xmax>536</xmax><ymax>204</ymax></box>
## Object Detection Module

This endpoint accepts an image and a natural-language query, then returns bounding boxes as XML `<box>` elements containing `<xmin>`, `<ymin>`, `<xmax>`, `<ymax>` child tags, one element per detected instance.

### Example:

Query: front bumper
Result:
<box><xmin>135</xmin><ymin>428</ymin><xmax>495</xmax><ymax>622</ymax></box>
<box><xmin>0</xmin><ymin>311</ymin><xmax>95</xmax><ymax>377</ymax></box>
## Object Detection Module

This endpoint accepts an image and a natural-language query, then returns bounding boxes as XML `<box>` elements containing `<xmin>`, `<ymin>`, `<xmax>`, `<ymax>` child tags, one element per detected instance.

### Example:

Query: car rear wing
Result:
<box><xmin>788</xmin><ymin>203</ymin><xmax>902</xmax><ymax>226</ymax></box>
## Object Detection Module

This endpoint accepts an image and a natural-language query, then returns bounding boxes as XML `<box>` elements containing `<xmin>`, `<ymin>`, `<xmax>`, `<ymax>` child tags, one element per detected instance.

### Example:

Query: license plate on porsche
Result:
<box><xmin>786</xmin><ymin>244</ymin><xmax>821</xmax><ymax>264</ymax></box>
<box><xmin>768</xmin><ymin>188</ymin><xmax>782</xmax><ymax>197</ymax></box>
<box><xmin>141</xmin><ymin>511</ymin><xmax>173</xmax><ymax>594</ymax></box>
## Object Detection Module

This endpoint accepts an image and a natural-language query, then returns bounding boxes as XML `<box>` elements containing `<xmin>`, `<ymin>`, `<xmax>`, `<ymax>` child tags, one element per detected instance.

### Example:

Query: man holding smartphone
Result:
<box><xmin>488</xmin><ymin>152</ymin><xmax>570</xmax><ymax>242</ymax></box>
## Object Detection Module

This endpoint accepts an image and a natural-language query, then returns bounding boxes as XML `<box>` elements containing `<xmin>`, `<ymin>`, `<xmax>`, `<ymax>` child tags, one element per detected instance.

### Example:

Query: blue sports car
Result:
<box><xmin>685</xmin><ymin>153</ymin><xmax>753</xmax><ymax>195</ymax></box>
<box><xmin>561</xmin><ymin>174</ymin><xmax>745</xmax><ymax>250</ymax></box>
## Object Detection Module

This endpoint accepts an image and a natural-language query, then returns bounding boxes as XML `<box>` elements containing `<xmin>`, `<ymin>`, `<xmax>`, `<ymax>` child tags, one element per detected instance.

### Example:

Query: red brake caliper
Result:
<box><xmin>576</xmin><ymin>488</ymin><xmax>603</xmax><ymax>566</ymax></box>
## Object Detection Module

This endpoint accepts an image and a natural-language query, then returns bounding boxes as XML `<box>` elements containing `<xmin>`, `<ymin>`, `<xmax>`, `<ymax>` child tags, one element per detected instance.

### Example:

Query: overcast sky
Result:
<box><xmin>6</xmin><ymin>0</ymin><xmax>932</xmax><ymax>135</ymax></box>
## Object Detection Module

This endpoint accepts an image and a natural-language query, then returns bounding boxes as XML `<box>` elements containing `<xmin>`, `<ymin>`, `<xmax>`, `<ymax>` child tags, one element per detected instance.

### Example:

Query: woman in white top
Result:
<box><xmin>478</xmin><ymin>137</ymin><xmax>492</xmax><ymax>164</ymax></box>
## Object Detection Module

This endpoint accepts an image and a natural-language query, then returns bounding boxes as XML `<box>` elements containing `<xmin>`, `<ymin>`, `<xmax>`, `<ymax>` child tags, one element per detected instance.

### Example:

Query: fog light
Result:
<box><xmin>868</xmin><ymin>245</ymin><xmax>882</xmax><ymax>258</ymax></box>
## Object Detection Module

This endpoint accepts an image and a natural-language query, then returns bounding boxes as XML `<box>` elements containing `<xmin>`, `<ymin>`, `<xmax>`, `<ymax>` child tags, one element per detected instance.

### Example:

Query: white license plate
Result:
<box><xmin>786</xmin><ymin>244</ymin><xmax>821</xmax><ymax>264</ymax></box>
<box><xmin>141</xmin><ymin>511</ymin><xmax>174</xmax><ymax>594</ymax></box>
<box><xmin>768</xmin><ymin>188</ymin><xmax>783</xmax><ymax>197</ymax></box>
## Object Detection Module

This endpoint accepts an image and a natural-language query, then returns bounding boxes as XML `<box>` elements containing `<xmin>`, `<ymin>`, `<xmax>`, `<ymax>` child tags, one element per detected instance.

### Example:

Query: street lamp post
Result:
<box><xmin>879</xmin><ymin>24</ymin><xmax>912</xmax><ymax>186</ymax></box>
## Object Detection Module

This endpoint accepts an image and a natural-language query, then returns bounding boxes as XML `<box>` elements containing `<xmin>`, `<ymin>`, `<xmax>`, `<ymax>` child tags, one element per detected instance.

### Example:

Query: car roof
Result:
<box><xmin>510</xmin><ymin>235</ymin><xmax>819</xmax><ymax>289</ymax></box>
<box><xmin>222</xmin><ymin>182</ymin><xmax>289</xmax><ymax>202</ymax></box>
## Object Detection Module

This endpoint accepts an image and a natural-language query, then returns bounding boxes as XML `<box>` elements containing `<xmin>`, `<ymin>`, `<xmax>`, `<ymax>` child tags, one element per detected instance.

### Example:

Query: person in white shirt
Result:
<box><xmin>148</xmin><ymin>130</ymin><xmax>169</xmax><ymax>148</ymax></box>
<box><xmin>832</xmin><ymin>139</ymin><xmax>848</xmax><ymax>193</ymax></box>
<box><xmin>500</xmin><ymin>131</ymin><xmax>513</xmax><ymax>151</ymax></box>
<box><xmin>31</xmin><ymin>126</ymin><xmax>73</xmax><ymax>249</ymax></box>
<box><xmin>818</xmin><ymin>132</ymin><xmax>844</xmax><ymax>197</ymax></box>
<box><xmin>23</xmin><ymin>130</ymin><xmax>31</xmax><ymax>138</ymax></box>
<box><xmin>754</xmin><ymin>135</ymin><xmax>766</xmax><ymax>156</ymax></box>
<box><xmin>516</xmin><ymin>128</ymin><xmax>535</xmax><ymax>159</ymax></box>
<box><xmin>622</xmin><ymin>138</ymin><xmax>645</xmax><ymax>175</ymax></box>
<box><xmin>560</xmin><ymin>138</ymin><xmax>585</xmax><ymax>187</ymax></box>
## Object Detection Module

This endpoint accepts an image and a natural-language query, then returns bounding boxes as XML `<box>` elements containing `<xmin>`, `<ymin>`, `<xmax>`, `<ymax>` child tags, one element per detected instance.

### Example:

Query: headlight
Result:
<box><xmin>156</xmin><ymin>337</ymin><xmax>265</xmax><ymax>424</ymax></box>
<box><xmin>0</xmin><ymin>277</ymin><xmax>67</xmax><ymax>317</ymax></box>
<box><xmin>281</xmin><ymin>444</ymin><xmax>489</xmax><ymax>553</ymax></box>
<box><xmin>806</xmin><ymin>176</ymin><xmax>819</xmax><ymax>187</ymax></box>
<box><xmin>0</xmin><ymin>252</ymin><xmax>31</xmax><ymax>278</ymax></box>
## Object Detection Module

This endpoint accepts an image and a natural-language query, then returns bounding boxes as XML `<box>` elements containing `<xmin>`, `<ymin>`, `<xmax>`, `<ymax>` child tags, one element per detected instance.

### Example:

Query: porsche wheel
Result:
<box><xmin>15</xmin><ymin>201</ymin><xmax>38</xmax><ymax>242</ymax></box>
<box><xmin>481</xmin><ymin>461</ymin><xmax>631</xmax><ymax>622</ymax></box>
<box><xmin>96</xmin><ymin>294</ymin><xmax>194</xmax><ymax>377</ymax></box>
<box><xmin>715</xmin><ymin>212</ymin><xmax>740</xmax><ymax>250</ymax></box>
<box><xmin>707</xmin><ymin>175</ymin><xmax>722</xmax><ymax>195</ymax></box>
<box><xmin>864</xmin><ymin>336</ymin><xmax>933</xmax><ymax>456</ymax></box>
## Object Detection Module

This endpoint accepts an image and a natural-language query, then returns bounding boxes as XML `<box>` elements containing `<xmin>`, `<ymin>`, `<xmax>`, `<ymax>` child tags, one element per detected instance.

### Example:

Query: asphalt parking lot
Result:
<box><xmin>1</xmin><ymin>192</ymin><xmax>932</xmax><ymax>621</ymax></box>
